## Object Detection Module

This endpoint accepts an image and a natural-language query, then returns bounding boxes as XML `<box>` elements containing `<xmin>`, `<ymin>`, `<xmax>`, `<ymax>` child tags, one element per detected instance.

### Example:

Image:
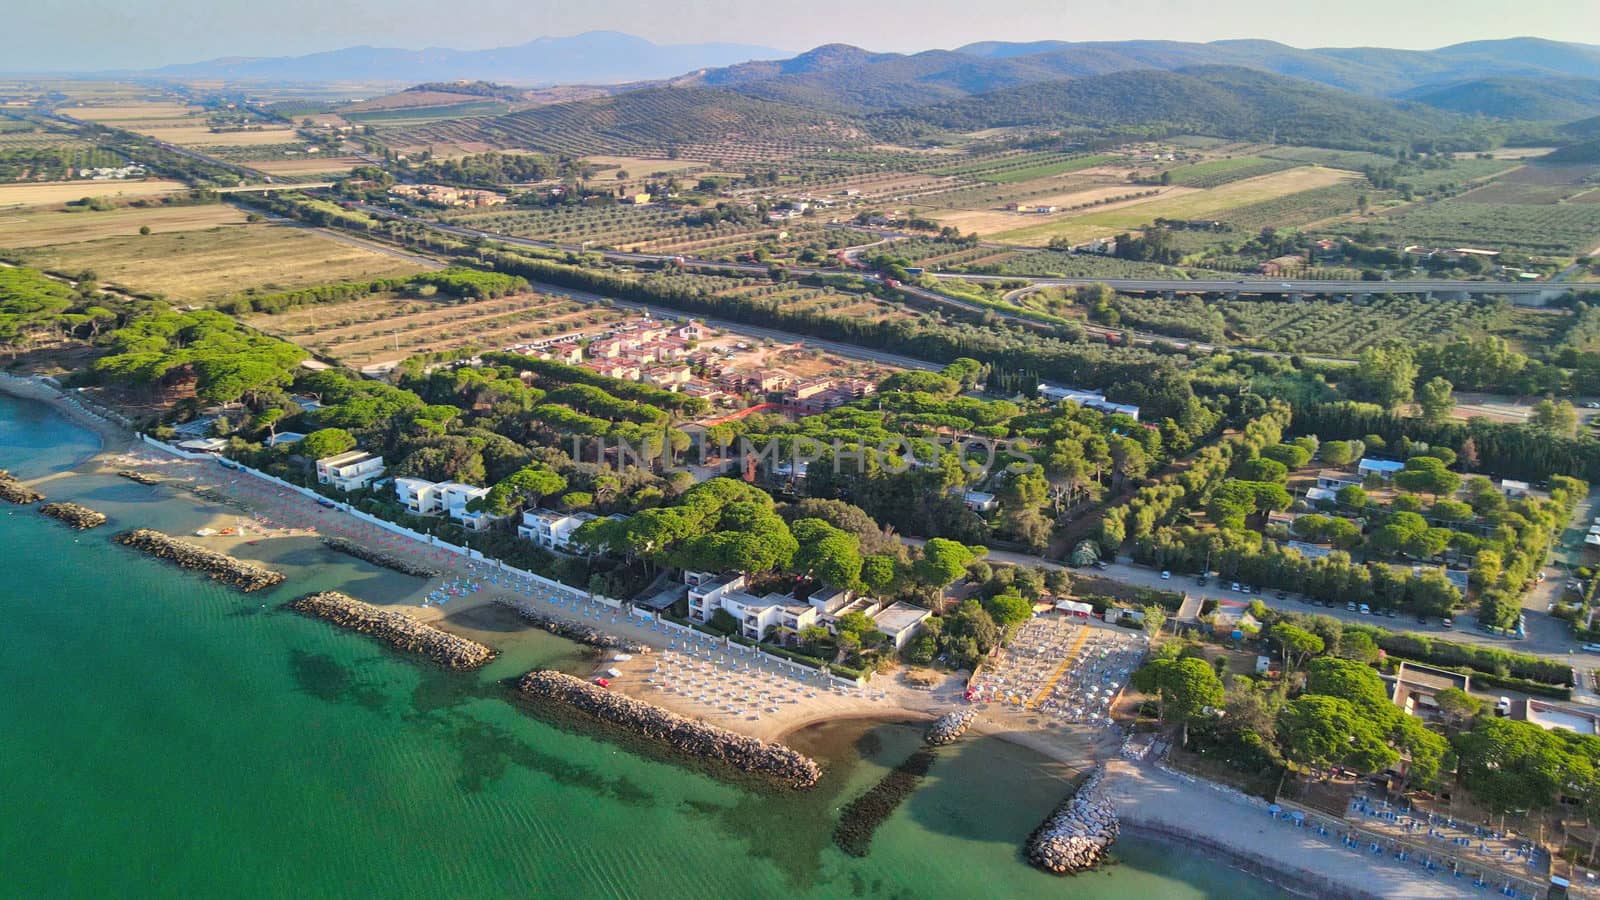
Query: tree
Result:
<box><xmin>985</xmin><ymin>590</ymin><xmax>1032</xmax><ymax>628</ymax></box>
<box><xmin>1344</xmin><ymin>345</ymin><xmax>1417</xmax><ymax>410</ymax></box>
<box><xmin>791</xmin><ymin>518</ymin><xmax>864</xmax><ymax>589</ymax></box>
<box><xmin>1336</xmin><ymin>484</ymin><xmax>1368</xmax><ymax>508</ymax></box>
<box><xmin>1416</xmin><ymin>376</ymin><xmax>1454</xmax><ymax>424</ymax></box>
<box><xmin>298</xmin><ymin>427</ymin><xmax>356</xmax><ymax>460</ymax></box>
<box><xmin>914</xmin><ymin>538</ymin><xmax>976</xmax><ymax>592</ymax></box>
<box><xmin>1271</xmin><ymin>623</ymin><xmax>1324</xmax><ymax>671</ymax></box>
<box><xmin>1435</xmin><ymin>687</ymin><xmax>1483</xmax><ymax>726</ymax></box>
<box><xmin>1530</xmin><ymin>398</ymin><xmax>1578</xmax><ymax>438</ymax></box>
<box><xmin>138</xmin><ymin>224</ymin><xmax>151</xmax><ymax>236</ymax></box>
<box><xmin>1235</xmin><ymin>456</ymin><xmax>1288</xmax><ymax>484</ymax></box>
<box><xmin>859</xmin><ymin>554</ymin><xmax>899</xmax><ymax>595</ymax></box>
<box><xmin>1133</xmin><ymin>656</ymin><xmax>1224</xmax><ymax>725</ymax></box>
<box><xmin>1319</xmin><ymin>439</ymin><xmax>1358</xmax><ymax>467</ymax></box>
<box><xmin>1393</xmin><ymin>456</ymin><xmax>1461</xmax><ymax>499</ymax></box>
<box><xmin>1140</xmin><ymin>604</ymin><xmax>1167</xmax><ymax>636</ymax></box>
<box><xmin>1276</xmin><ymin>695</ymin><xmax>1398</xmax><ymax>776</ymax></box>
<box><xmin>1337</xmin><ymin>630</ymin><xmax>1379</xmax><ymax>664</ymax></box>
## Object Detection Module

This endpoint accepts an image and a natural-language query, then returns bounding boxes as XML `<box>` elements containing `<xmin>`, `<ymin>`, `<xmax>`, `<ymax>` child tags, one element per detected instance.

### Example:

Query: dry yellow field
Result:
<box><xmin>17</xmin><ymin>223</ymin><xmax>427</xmax><ymax>302</ymax></box>
<box><xmin>250</xmin><ymin>156</ymin><xmax>362</xmax><ymax>176</ymax></box>
<box><xmin>927</xmin><ymin>186</ymin><xmax>1196</xmax><ymax>235</ymax></box>
<box><xmin>0</xmin><ymin>203</ymin><xmax>248</xmax><ymax>248</ymax></box>
<box><xmin>0</xmin><ymin>179</ymin><xmax>190</xmax><ymax>210</ymax></box>
<box><xmin>141</xmin><ymin>126</ymin><xmax>301</xmax><ymax>147</ymax></box>
<box><xmin>992</xmin><ymin>167</ymin><xmax>1356</xmax><ymax>245</ymax></box>
<box><xmin>583</xmin><ymin>155</ymin><xmax>707</xmax><ymax>175</ymax></box>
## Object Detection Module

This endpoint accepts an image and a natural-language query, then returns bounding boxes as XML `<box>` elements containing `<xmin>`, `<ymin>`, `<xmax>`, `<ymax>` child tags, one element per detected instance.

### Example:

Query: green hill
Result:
<box><xmin>388</xmin><ymin>86</ymin><xmax>866</xmax><ymax>156</ymax></box>
<box><xmin>872</xmin><ymin>67</ymin><xmax>1512</xmax><ymax>151</ymax></box>
<box><xmin>1401</xmin><ymin>76</ymin><xmax>1600</xmax><ymax>121</ymax></box>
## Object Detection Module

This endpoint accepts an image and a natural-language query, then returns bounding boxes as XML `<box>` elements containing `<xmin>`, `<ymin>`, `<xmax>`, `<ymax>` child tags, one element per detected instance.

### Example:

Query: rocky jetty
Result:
<box><xmin>1027</xmin><ymin>767</ymin><xmax>1120</xmax><ymax>875</ymax></box>
<box><xmin>515</xmin><ymin>670</ymin><xmax>821</xmax><ymax>789</ymax></box>
<box><xmin>0</xmin><ymin>469</ymin><xmax>44</xmax><ymax>504</ymax></box>
<box><xmin>495</xmin><ymin>597</ymin><xmax>650</xmax><ymax>653</ymax></box>
<box><xmin>321</xmin><ymin>537</ymin><xmax>438</xmax><ymax>579</ymax></box>
<box><xmin>925</xmin><ymin>707</ymin><xmax>977</xmax><ymax>746</ymax></box>
<box><xmin>112</xmin><ymin>529</ymin><xmax>286</xmax><ymax>592</ymax></box>
<box><xmin>116</xmin><ymin>469</ymin><xmax>161</xmax><ymax>485</ymax></box>
<box><xmin>287</xmin><ymin>591</ymin><xmax>495</xmax><ymax>670</ymax></box>
<box><xmin>39</xmin><ymin>501</ymin><xmax>107</xmax><ymax>530</ymax></box>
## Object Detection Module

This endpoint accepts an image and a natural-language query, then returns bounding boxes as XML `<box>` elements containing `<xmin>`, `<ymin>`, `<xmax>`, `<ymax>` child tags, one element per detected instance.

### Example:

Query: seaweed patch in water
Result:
<box><xmin>832</xmin><ymin>748</ymin><xmax>936</xmax><ymax>857</ymax></box>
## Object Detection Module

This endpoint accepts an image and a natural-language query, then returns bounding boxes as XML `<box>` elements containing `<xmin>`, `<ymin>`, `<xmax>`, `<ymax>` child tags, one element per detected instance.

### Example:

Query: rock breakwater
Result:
<box><xmin>1027</xmin><ymin>767</ymin><xmax>1120</xmax><ymax>875</ymax></box>
<box><xmin>116</xmin><ymin>469</ymin><xmax>161</xmax><ymax>485</ymax></box>
<box><xmin>39</xmin><ymin>502</ymin><xmax>107</xmax><ymax>530</ymax></box>
<box><xmin>321</xmin><ymin>537</ymin><xmax>438</xmax><ymax>579</ymax></box>
<box><xmin>0</xmin><ymin>469</ymin><xmax>44</xmax><ymax>504</ymax></box>
<box><xmin>494</xmin><ymin>597</ymin><xmax>649</xmax><ymax>653</ymax></box>
<box><xmin>514</xmin><ymin>670</ymin><xmax>821</xmax><ymax>789</ymax></box>
<box><xmin>925</xmin><ymin>708</ymin><xmax>977</xmax><ymax>745</ymax></box>
<box><xmin>287</xmin><ymin>591</ymin><xmax>495</xmax><ymax>670</ymax></box>
<box><xmin>112</xmin><ymin>529</ymin><xmax>286</xmax><ymax>592</ymax></box>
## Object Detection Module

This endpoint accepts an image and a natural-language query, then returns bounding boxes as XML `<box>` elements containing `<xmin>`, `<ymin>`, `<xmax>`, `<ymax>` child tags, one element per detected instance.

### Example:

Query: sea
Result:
<box><xmin>0</xmin><ymin>392</ymin><xmax>1287</xmax><ymax>899</ymax></box>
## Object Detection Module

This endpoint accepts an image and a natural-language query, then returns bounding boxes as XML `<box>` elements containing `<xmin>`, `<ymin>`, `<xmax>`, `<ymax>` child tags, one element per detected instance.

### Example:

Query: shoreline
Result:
<box><xmin>0</xmin><ymin>377</ymin><xmax>1439</xmax><ymax>895</ymax></box>
<box><xmin>1120</xmin><ymin>824</ymin><xmax>1360</xmax><ymax>900</ymax></box>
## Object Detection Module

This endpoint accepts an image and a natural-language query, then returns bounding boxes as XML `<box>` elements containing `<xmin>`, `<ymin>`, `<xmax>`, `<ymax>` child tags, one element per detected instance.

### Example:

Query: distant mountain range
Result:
<box><xmin>671</xmin><ymin>37</ymin><xmax>1600</xmax><ymax>119</ymax></box>
<box><xmin>144</xmin><ymin>32</ymin><xmax>783</xmax><ymax>85</ymax></box>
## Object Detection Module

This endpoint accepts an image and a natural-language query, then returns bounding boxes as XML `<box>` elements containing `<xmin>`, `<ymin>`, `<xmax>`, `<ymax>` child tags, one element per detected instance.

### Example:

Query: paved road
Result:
<box><xmin>933</xmin><ymin>271</ymin><xmax>1559</xmax><ymax>299</ymax></box>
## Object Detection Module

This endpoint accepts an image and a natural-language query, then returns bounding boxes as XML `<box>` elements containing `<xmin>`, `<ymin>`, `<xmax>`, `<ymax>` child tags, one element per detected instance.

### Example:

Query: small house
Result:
<box><xmin>1357</xmin><ymin>458</ymin><xmax>1405</xmax><ymax>481</ymax></box>
<box><xmin>316</xmin><ymin>450</ymin><xmax>385</xmax><ymax>492</ymax></box>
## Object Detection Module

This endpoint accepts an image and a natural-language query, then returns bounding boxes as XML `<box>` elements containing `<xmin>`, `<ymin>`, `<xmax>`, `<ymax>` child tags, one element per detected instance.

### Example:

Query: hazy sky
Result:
<box><xmin>9</xmin><ymin>0</ymin><xmax>1599</xmax><ymax>71</ymax></box>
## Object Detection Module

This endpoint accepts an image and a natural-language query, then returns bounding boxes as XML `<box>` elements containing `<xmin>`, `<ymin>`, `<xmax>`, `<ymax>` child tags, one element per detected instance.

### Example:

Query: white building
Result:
<box><xmin>1357</xmin><ymin>458</ymin><xmax>1405</xmax><ymax>481</ymax></box>
<box><xmin>1315</xmin><ymin>470</ymin><xmax>1362</xmax><ymax>491</ymax></box>
<box><xmin>394</xmin><ymin>477</ymin><xmax>444</xmax><ymax>515</ymax></box>
<box><xmin>436</xmin><ymin>481</ymin><xmax>500</xmax><ymax>532</ymax></box>
<box><xmin>871</xmin><ymin>602</ymin><xmax>933</xmax><ymax>649</ymax></box>
<box><xmin>316</xmin><ymin>450</ymin><xmax>385</xmax><ymax>492</ymax></box>
<box><xmin>963</xmin><ymin>490</ymin><xmax>998</xmax><ymax>513</ymax></box>
<box><xmin>518</xmin><ymin>508</ymin><xmax>596</xmax><ymax>550</ymax></box>
<box><xmin>1037</xmin><ymin>383</ymin><xmax>1140</xmax><ymax>420</ymax></box>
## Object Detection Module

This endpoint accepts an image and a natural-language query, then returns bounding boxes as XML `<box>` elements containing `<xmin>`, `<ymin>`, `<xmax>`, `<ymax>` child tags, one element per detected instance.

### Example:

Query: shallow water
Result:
<box><xmin>0</xmin><ymin>393</ymin><xmax>1286</xmax><ymax>898</ymax></box>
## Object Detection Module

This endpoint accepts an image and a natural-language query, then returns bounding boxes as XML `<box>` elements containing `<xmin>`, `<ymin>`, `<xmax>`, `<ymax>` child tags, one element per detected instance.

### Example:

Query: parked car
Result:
<box><xmin>1347</xmin><ymin>601</ymin><xmax>1358</xmax><ymax>611</ymax></box>
<box><xmin>1442</xmin><ymin>617</ymin><xmax>1454</xmax><ymax>628</ymax></box>
<box><xmin>1160</xmin><ymin>570</ymin><xmax>1171</xmax><ymax>580</ymax></box>
<box><xmin>1495</xmin><ymin>696</ymin><xmax>1512</xmax><ymax>716</ymax></box>
<box><xmin>1230</xmin><ymin>582</ymin><xmax>1242</xmax><ymax>592</ymax></box>
<box><xmin>1582</xmin><ymin>643</ymin><xmax>1600</xmax><ymax>653</ymax></box>
<box><xmin>1240</xmin><ymin>585</ymin><xmax>1252</xmax><ymax>595</ymax></box>
<box><xmin>1359</xmin><ymin>603</ymin><xmax>1372</xmax><ymax>615</ymax></box>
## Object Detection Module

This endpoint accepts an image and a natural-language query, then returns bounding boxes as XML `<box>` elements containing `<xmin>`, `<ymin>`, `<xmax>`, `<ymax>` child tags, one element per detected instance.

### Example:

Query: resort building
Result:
<box><xmin>1036</xmin><ymin>383</ymin><xmax>1140</xmax><ymax>420</ymax></box>
<box><xmin>437</xmin><ymin>482</ymin><xmax>499</xmax><ymax>532</ymax></box>
<box><xmin>1315</xmin><ymin>470</ymin><xmax>1362</xmax><ymax>491</ymax></box>
<box><xmin>316</xmin><ymin>450</ymin><xmax>386</xmax><ymax>492</ymax></box>
<box><xmin>517</xmin><ymin>508</ymin><xmax>597</xmax><ymax>550</ymax></box>
<box><xmin>1386</xmin><ymin>661</ymin><xmax>1471</xmax><ymax>720</ymax></box>
<box><xmin>394</xmin><ymin>477</ymin><xmax>445</xmax><ymax>515</ymax></box>
<box><xmin>1511</xmin><ymin>699</ymin><xmax>1600</xmax><ymax>736</ymax></box>
<box><xmin>962</xmin><ymin>490</ymin><xmax>999</xmax><ymax>513</ymax></box>
<box><xmin>871</xmin><ymin>602</ymin><xmax>933</xmax><ymax>649</ymax></box>
<box><xmin>1357</xmin><ymin>458</ymin><xmax>1406</xmax><ymax>481</ymax></box>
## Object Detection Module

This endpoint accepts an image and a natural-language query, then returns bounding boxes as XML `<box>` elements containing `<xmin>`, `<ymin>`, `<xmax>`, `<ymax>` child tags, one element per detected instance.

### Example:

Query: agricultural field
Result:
<box><xmin>1335</xmin><ymin>165</ymin><xmax>1600</xmax><ymax>256</ymax></box>
<box><xmin>0</xmin><ymin>178</ymin><xmax>189</xmax><ymax>209</ymax></box>
<box><xmin>991</xmin><ymin>166</ymin><xmax>1358</xmax><ymax>245</ymax></box>
<box><xmin>0</xmin><ymin>202</ymin><xmax>247</xmax><ymax>248</ymax></box>
<box><xmin>1159</xmin><ymin>156</ymin><xmax>1299</xmax><ymax>188</ymax></box>
<box><xmin>1099</xmin><ymin>293</ymin><xmax>1505</xmax><ymax>355</ymax></box>
<box><xmin>249</xmin><ymin>156</ymin><xmax>362</xmax><ymax>178</ymax></box>
<box><xmin>14</xmin><ymin>222</ymin><xmax>428</xmax><ymax>302</ymax></box>
<box><xmin>252</xmin><ymin>291</ymin><xmax>638</xmax><ymax>368</ymax></box>
<box><xmin>929</xmin><ymin>151</ymin><xmax>1118</xmax><ymax>183</ymax></box>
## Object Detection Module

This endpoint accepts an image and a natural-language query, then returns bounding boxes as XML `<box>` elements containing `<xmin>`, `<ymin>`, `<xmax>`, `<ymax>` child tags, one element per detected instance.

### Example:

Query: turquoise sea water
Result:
<box><xmin>0</xmin><ymin>393</ymin><xmax>1286</xmax><ymax>899</ymax></box>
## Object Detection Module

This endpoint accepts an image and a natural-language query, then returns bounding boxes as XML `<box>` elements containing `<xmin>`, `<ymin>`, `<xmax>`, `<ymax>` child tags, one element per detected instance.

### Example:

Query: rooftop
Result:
<box><xmin>873</xmin><ymin>601</ymin><xmax>932</xmax><ymax>634</ymax></box>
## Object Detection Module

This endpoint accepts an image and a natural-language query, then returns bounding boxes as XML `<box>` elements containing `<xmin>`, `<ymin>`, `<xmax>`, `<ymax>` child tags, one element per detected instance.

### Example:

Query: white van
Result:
<box><xmin>1495</xmin><ymin>696</ymin><xmax>1512</xmax><ymax>717</ymax></box>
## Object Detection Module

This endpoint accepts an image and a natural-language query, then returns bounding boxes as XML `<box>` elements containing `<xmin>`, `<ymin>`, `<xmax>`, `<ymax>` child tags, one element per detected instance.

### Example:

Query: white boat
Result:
<box><xmin>194</xmin><ymin>527</ymin><xmax>219</xmax><ymax>537</ymax></box>
<box><xmin>611</xmin><ymin>653</ymin><xmax>633</xmax><ymax>662</ymax></box>
<box><xmin>605</xmin><ymin>667</ymin><xmax>623</xmax><ymax>678</ymax></box>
